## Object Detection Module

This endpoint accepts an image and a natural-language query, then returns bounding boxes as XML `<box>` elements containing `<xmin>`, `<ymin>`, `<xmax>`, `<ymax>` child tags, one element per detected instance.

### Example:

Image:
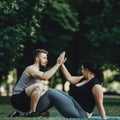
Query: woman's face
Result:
<box><xmin>81</xmin><ymin>65</ymin><xmax>88</xmax><ymax>78</ymax></box>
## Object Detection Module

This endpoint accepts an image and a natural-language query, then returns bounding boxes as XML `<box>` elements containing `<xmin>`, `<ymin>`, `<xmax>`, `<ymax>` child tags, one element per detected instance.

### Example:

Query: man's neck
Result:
<box><xmin>33</xmin><ymin>63</ymin><xmax>40</xmax><ymax>70</ymax></box>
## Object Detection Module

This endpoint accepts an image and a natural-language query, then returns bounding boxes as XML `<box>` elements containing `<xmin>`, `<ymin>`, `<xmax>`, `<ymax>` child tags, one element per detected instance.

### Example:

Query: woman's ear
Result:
<box><xmin>85</xmin><ymin>68</ymin><xmax>89</xmax><ymax>73</ymax></box>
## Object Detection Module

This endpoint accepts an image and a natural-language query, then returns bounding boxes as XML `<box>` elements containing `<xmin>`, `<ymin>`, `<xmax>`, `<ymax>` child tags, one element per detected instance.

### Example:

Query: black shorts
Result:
<box><xmin>11</xmin><ymin>90</ymin><xmax>30</xmax><ymax>112</ymax></box>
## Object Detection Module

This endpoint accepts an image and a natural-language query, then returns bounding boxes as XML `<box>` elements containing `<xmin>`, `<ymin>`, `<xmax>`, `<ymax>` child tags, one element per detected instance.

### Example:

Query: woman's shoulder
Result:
<box><xmin>91</xmin><ymin>78</ymin><xmax>101</xmax><ymax>84</ymax></box>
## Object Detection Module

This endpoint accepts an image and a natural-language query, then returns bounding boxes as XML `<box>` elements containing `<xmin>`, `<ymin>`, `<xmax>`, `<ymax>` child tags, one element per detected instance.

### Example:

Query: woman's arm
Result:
<box><xmin>61</xmin><ymin>64</ymin><xmax>83</xmax><ymax>84</ymax></box>
<box><xmin>92</xmin><ymin>85</ymin><xmax>106</xmax><ymax>120</ymax></box>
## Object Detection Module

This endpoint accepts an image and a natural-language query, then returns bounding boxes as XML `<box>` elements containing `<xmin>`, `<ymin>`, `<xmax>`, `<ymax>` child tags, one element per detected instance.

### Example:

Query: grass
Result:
<box><xmin>0</xmin><ymin>96</ymin><xmax>120</xmax><ymax>120</ymax></box>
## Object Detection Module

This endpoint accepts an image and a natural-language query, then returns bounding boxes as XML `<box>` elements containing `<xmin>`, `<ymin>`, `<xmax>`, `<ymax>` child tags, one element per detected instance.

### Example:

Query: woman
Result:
<box><xmin>36</xmin><ymin>59</ymin><xmax>106</xmax><ymax>119</ymax></box>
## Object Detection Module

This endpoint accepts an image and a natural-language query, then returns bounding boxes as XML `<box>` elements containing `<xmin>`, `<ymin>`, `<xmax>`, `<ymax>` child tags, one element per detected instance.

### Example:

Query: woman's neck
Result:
<box><xmin>87</xmin><ymin>73</ymin><xmax>95</xmax><ymax>81</ymax></box>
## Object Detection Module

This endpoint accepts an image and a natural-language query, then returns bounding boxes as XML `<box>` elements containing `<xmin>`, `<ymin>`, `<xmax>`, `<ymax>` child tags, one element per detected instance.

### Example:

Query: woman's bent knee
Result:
<box><xmin>47</xmin><ymin>89</ymin><xmax>57</xmax><ymax>95</ymax></box>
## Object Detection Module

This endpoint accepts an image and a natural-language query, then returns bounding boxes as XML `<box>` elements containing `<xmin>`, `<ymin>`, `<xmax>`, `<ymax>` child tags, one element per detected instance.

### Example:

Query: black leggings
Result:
<box><xmin>36</xmin><ymin>89</ymin><xmax>87</xmax><ymax>118</ymax></box>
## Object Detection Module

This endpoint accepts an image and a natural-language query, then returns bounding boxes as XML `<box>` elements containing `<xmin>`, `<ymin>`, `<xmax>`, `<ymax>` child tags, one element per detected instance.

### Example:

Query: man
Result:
<box><xmin>10</xmin><ymin>49</ymin><xmax>65</xmax><ymax>117</ymax></box>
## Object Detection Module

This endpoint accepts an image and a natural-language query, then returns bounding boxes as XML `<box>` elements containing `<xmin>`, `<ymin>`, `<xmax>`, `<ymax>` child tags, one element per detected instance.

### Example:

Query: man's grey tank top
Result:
<box><xmin>12</xmin><ymin>71</ymin><xmax>40</xmax><ymax>95</ymax></box>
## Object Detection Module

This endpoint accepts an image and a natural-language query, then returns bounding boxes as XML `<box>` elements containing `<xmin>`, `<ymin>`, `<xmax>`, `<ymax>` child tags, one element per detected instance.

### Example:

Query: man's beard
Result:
<box><xmin>39</xmin><ymin>60</ymin><xmax>46</xmax><ymax>69</ymax></box>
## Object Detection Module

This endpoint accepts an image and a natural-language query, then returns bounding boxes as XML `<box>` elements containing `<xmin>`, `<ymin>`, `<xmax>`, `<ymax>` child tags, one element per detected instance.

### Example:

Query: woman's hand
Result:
<box><xmin>62</xmin><ymin>57</ymin><xmax>67</xmax><ymax>64</ymax></box>
<box><xmin>57</xmin><ymin>51</ymin><xmax>65</xmax><ymax>65</ymax></box>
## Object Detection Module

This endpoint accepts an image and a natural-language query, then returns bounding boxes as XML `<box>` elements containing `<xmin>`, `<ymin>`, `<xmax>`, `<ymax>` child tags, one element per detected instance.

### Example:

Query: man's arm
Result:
<box><xmin>26</xmin><ymin>52</ymin><xmax>65</xmax><ymax>81</ymax></box>
<box><xmin>41</xmin><ymin>63</ymin><xmax>60</xmax><ymax>80</ymax></box>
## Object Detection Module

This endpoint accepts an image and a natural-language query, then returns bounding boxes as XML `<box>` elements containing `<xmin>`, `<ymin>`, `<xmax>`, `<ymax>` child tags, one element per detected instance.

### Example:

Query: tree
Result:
<box><xmin>0</xmin><ymin>0</ymin><xmax>46</xmax><ymax>71</ymax></box>
<box><xmin>16</xmin><ymin>0</ymin><xmax>80</xmax><ymax>87</ymax></box>
<box><xmin>0</xmin><ymin>0</ymin><xmax>79</xmax><ymax>94</ymax></box>
<box><xmin>66</xmin><ymin>0</ymin><xmax>120</xmax><ymax>95</ymax></box>
<box><xmin>0</xmin><ymin>0</ymin><xmax>46</xmax><ymax>95</ymax></box>
<box><xmin>84</xmin><ymin>0</ymin><xmax>120</xmax><ymax>69</ymax></box>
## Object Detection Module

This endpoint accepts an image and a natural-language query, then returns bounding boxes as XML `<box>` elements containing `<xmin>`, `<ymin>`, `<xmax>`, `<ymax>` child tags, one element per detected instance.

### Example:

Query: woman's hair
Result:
<box><xmin>33</xmin><ymin>49</ymin><xmax>48</xmax><ymax>60</ymax></box>
<box><xmin>82</xmin><ymin>59</ymin><xmax>103</xmax><ymax>83</ymax></box>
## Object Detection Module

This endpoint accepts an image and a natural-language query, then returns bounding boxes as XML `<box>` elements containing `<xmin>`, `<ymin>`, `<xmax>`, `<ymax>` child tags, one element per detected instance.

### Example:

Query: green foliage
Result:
<box><xmin>0</xmin><ymin>0</ymin><xmax>79</xmax><ymax>87</ymax></box>
<box><xmin>84</xmin><ymin>0</ymin><xmax>120</xmax><ymax>68</ymax></box>
<box><xmin>0</xmin><ymin>0</ymin><xmax>46</xmax><ymax>73</ymax></box>
<box><xmin>84</xmin><ymin>0</ymin><xmax>120</xmax><ymax>45</ymax></box>
<box><xmin>0</xmin><ymin>0</ymin><xmax>120</xmax><ymax>90</ymax></box>
<box><xmin>46</xmin><ymin>0</ymin><xmax>79</xmax><ymax>32</ymax></box>
<box><xmin>39</xmin><ymin>0</ymin><xmax>79</xmax><ymax>53</ymax></box>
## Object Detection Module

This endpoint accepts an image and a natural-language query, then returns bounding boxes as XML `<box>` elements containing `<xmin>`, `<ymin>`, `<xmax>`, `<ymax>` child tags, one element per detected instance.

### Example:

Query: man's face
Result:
<box><xmin>39</xmin><ymin>53</ymin><xmax>48</xmax><ymax>67</ymax></box>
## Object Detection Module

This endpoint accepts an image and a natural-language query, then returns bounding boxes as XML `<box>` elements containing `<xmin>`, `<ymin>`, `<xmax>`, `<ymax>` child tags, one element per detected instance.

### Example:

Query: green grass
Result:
<box><xmin>0</xmin><ymin>96</ymin><xmax>120</xmax><ymax>120</ymax></box>
<box><xmin>93</xmin><ymin>96</ymin><xmax>120</xmax><ymax>116</ymax></box>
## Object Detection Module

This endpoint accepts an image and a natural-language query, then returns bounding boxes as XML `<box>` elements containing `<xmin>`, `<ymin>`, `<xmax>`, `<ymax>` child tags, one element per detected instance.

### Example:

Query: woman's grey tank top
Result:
<box><xmin>12</xmin><ymin>71</ymin><xmax>40</xmax><ymax>95</ymax></box>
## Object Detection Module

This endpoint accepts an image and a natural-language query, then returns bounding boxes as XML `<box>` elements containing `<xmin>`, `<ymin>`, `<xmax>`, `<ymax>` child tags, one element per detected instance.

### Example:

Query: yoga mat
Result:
<box><xmin>90</xmin><ymin>116</ymin><xmax>120</xmax><ymax>119</ymax></box>
<box><xmin>50</xmin><ymin>116</ymin><xmax>120</xmax><ymax>119</ymax></box>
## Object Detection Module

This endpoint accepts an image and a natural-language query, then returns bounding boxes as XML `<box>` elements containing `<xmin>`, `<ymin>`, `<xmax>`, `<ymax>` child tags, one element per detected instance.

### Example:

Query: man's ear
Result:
<box><xmin>36</xmin><ymin>57</ymin><xmax>40</xmax><ymax>62</ymax></box>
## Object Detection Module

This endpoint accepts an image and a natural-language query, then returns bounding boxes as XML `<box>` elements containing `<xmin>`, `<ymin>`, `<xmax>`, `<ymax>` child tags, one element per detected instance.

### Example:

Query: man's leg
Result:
<box><xmin>25</xmin><ymin>83</ymin><xmax>43</xmax><ymax>113</ymax></box>
<box><xmin>11</xmin><ymin>91</ymin><xmax>30</xmax><ymax>112</ymax></box>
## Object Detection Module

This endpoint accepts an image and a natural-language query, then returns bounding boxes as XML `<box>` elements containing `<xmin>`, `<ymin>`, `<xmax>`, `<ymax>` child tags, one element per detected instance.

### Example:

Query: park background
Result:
<box><xmin>0</xmin><ymin>0</ymin><xmax>120</xmax><ymax>119</ymax></box>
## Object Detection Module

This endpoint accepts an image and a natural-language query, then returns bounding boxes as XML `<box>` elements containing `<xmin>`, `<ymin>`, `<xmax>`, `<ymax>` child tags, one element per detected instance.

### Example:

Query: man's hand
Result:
<box><xmin>57</xmin><ymin>51</ymin><xmax>65</xmax><ymax>65</ymax></box>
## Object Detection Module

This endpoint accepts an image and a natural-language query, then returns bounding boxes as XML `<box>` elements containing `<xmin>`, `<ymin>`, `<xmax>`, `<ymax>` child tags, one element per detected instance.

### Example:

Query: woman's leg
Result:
<box><xmin>55</xmin><ymin>89</ymin><xmax>87</xmax><ymax>117</ymax></box>
<box><xmin>37</xmin><ymin>89</ymin><xmax>87</xmax><ymax>118</ymax></box>
<box><xmin>36</xmin><ymin>90</ymin><xmax>53</xmax><ymax>114</ymax></box>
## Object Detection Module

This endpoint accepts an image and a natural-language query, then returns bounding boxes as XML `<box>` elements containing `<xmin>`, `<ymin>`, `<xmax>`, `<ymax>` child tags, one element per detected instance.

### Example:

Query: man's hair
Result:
<box><xmin>33</xmin><ymin>49</ymin><xmax>48</xmax><ymax>59</ymax></box>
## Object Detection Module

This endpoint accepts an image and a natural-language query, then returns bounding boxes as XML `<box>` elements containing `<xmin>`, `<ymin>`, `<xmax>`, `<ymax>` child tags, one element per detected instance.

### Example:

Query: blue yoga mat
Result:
<box><xmin>91</xmin><ymin>116</ymin><xmax>120</xmax><ymax>119</ymax></box>
<box><xmin>50</xmin><ymin>116</ymin><xmax>120</xmax><ymax>119</ymax></box>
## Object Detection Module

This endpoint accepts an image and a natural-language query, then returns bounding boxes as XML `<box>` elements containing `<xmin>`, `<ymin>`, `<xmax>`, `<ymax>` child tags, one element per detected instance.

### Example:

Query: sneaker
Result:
<box><xmin>8</xmin><ymin>111</ymin><xmax>20</xmax><ymax>117</ymax></box>
<box><xmin>26</xmin><ymin>112</ymin><xmax>40</xmax><ymax>117</ymax></box>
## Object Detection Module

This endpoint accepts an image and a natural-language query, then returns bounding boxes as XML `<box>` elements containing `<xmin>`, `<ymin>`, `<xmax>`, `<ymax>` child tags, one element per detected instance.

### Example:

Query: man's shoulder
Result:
<box><xmin>24</xmin><ymin>65</ymin><xmax>34</xmax><ymax>76</ymax></box>
<box><xmin>25</xmin><ymin>64</ymin><xmax>33</xmax><ymax>70</ymax></box>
